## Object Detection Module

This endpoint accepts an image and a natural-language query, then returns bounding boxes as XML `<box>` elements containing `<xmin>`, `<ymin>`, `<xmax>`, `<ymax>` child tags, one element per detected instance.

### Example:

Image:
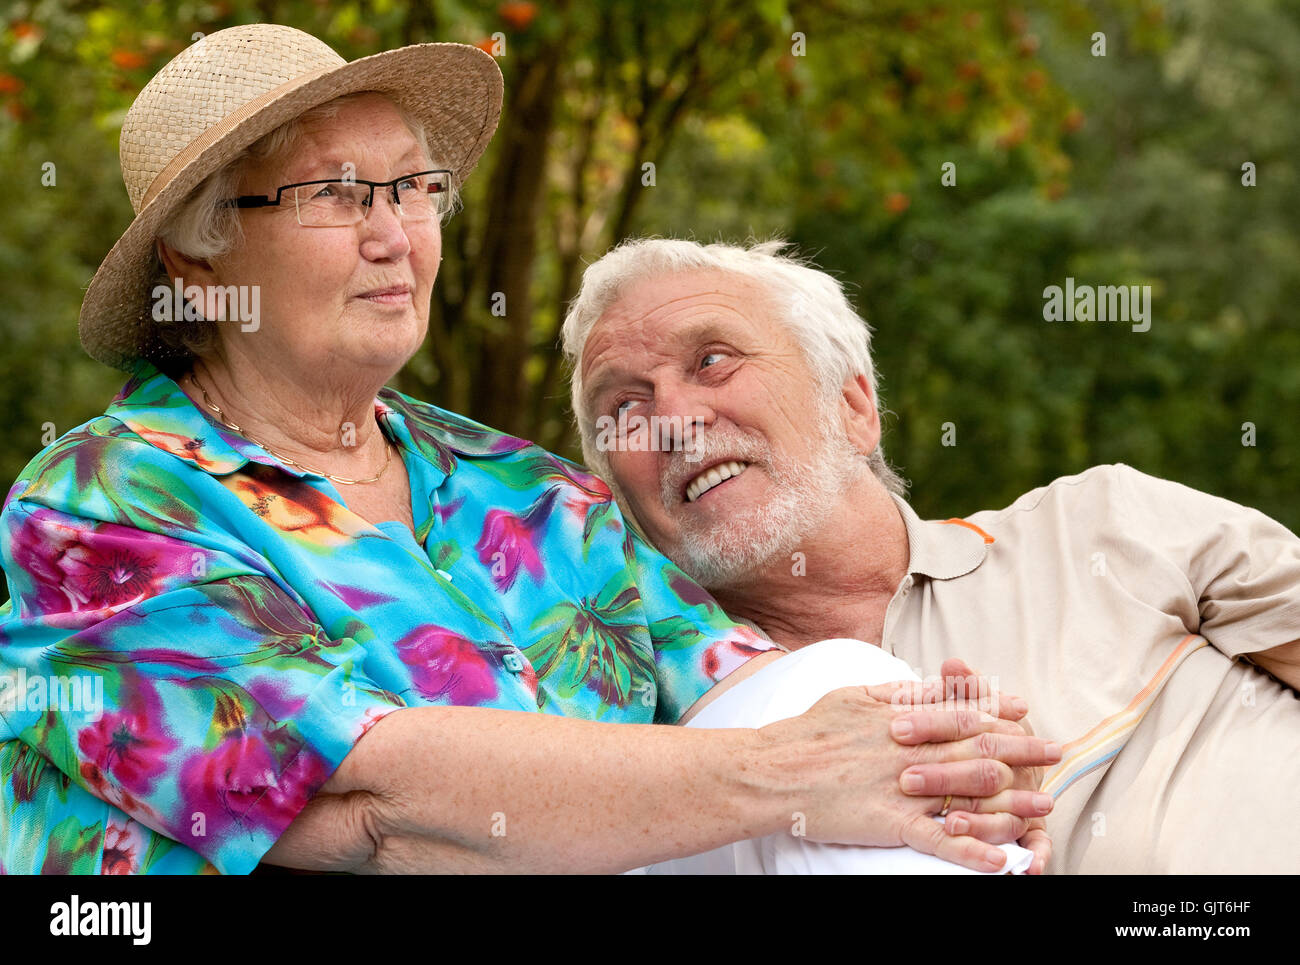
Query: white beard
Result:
<box><xmin>664</xmin><ymin>405</ymin><xmax>868</xmax><ymax>589</ymax></box>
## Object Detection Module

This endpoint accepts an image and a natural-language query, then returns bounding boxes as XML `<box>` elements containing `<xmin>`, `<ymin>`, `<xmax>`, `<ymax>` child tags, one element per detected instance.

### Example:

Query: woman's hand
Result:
<box><xmin>855</xmin><ymin>656</ymin><xmax>1030</xmax><ymax>722</ymax></box>
<box><xmin>753</xmin><ymin>685</ymin><xmax>1061</xmax><ymax>872</ymax></box>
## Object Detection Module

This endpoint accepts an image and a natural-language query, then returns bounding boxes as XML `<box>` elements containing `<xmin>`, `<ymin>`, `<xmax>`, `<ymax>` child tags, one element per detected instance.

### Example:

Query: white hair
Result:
<box><xmin>560</xmin><ymin>237</ymin><xmax>907</xmax><ymax>496</ymax></box>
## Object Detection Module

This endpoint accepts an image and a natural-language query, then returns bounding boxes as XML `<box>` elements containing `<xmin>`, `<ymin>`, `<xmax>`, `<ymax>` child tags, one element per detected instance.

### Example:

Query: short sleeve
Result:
<box><xmin>0</xmin><ymin>500</ymin><xmax>405</xmax><ymax>874</ymax></box>
<box><xmin>1111</xmin><ymin>465</ymin><xmax>1300</xmax><ymax>658</ymax></box>
<box><xmin>623</xmin><ymin>529</ymin><xmax>780</xmax><ymax>724</ymax></box>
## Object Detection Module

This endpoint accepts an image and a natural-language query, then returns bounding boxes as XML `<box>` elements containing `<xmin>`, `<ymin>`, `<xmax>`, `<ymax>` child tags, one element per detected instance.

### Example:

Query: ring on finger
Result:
<box><xmin>938</xmin><ymin>794</ymin><xmax>953</xmax><ymax>817</ymax></box>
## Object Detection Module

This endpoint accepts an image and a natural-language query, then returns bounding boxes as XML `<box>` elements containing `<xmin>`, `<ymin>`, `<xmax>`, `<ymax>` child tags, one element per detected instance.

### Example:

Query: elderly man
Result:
<box><xmin>562</xmin><ymin>238</ymin><xmax>1300</xmax><ymax>874</ymax></box>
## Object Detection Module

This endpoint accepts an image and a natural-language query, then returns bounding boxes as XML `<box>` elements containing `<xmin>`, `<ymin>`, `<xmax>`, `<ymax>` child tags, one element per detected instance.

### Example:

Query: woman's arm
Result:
<box><xmin>262</xmin><ymin>689</ymin><xmax>1059</xmax><ymax>874</ymax></box>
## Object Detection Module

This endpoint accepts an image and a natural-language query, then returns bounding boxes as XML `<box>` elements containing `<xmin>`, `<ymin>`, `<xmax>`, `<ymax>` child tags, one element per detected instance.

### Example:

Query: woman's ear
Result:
<box><xmin>156</xmin><ymin>240</ymin><xmax>217</xmax><ymax>286</ymax></box>
<box><xmin>839</xmin><ymin>373</ymin><xmax>882</xmax><ymax>456</ymax></box>
<box><xmin>156</xmin><ymin>240</ymin><xmax>226</xmax><ymax>321</ymax></box>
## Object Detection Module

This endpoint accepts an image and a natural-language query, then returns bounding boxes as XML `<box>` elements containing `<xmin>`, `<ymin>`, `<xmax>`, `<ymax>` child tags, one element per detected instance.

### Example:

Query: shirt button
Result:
<box><xmin>503</xmin><ymin>653</ymin><xmax>525</xmax><ymax>674</ymax></box>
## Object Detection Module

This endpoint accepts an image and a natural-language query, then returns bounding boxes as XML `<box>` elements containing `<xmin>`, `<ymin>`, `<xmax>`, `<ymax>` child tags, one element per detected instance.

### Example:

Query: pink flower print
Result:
<box><xmin>178</xmin><ymin>728</ymin><xmax>330</xmax><ymax>845</ymax></box>
<box><xmin>78</xmin><ymin>708</ymin><xmax>176</xmax><ymax>822</ymax></box>
<box><xmin>9</xmin><ymin>508</ymin><xmax>199</xmax><ymax>616</ymax></box>
<box><xmin>476</xmin><ymin>510</ymin><xmax>545</xmax><ymax>592</ymax></box>
<box><xmin>475</xmin><ymin>489</ymin><xmax>559</xmax><ymax>592</ymax></box>
<box><xmin>395</xmin><ymin>626</ymin><xmax>500</xmax><ymax>705</ymax></box>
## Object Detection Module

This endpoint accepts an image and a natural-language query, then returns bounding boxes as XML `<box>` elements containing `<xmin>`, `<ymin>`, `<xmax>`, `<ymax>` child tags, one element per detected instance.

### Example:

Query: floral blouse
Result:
<box><xmin>0</xmin><ymin>358</ymin><xmax>774</xmax><ymax>874</ymax></box>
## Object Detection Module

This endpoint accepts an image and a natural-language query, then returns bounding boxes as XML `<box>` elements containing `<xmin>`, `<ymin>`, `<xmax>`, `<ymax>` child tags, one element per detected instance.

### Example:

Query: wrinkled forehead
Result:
<box><xmin>580</xmin><ymin>271</ymin><xmax>781</xmax><ymax>387</ymax></box>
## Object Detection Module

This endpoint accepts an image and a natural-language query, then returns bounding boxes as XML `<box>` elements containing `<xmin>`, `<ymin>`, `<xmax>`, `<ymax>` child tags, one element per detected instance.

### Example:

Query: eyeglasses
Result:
<box><xmin>219</xmin><ymin>169</ymin><xmax>453</xmax><ymax>226</ymax></box>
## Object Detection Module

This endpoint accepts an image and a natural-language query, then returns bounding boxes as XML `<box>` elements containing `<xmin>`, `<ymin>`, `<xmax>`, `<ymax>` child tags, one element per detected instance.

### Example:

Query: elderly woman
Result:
<box><xmin>0</xmin><ymin>24</ymin><xmax>1055</xmax><ymax>875</ymax></box>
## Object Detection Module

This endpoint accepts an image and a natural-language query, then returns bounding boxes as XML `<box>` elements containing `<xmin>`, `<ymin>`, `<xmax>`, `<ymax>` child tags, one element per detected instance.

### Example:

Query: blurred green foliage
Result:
<box><xmin>2</xmin><ymin>0</ymin><xmax>1297</xmax><ymax>612</ymax></box>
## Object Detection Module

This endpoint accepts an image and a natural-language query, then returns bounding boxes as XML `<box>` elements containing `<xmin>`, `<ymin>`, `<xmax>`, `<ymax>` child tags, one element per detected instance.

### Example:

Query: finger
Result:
<box><xmin>1009</xmin><ymin>762</ymin><xmax>1047</xmax><ymax>795</ymax></box>
<box><xmin>946</xmin><ymin>731</ymin><xmax>1062</xmax><ymax>767</ymax></box>
<box><xmin>904</xmin><ymin>729</ymin><xmax>1061</xmax><ymax>768</ymax></box>
<box><xmin>901</xmin><ymin>666</ymin><xmax>1024</xmax><ymax>720</ymax></box>
<box><xmin>863</xmin><ymin>678</ymin><xmax>948</xmax><ymax>708</ymax></box>
<box><xmin>899</xmin><ymin>813</ymin><xmax>1010</xmax><ymax>873</ymax></box>
<box><xmin>889</xmin><ymin>708</ymin><xmax>998</xmax><ymax>744</ymax></box>
<box><xmin>940</xmin><ymin>657</ymin><xmax>976</xmax><ymax>679</ymax></box>
<box><xmin>899</xmin><ymin>758</ymin><xmax>1014</xmax><ymax>797</ymax></box>
<box><xmin>1019</xmin><ymin>825</ymin><xmax>1053</xmax><ymax>875</ymax></box>
<box><xmin>946</xmin><ymin>789</ymin><xmax>1054</xmax><ymax>819</ymax></box>
<box><xmin>941</xmin><ymin>659</ymin><xmax>987</xmax><ymax>702</ymax></box>
<box><xmin>991</xmin><ymin>691</ymin><xmax>1029</xmax><ymax>721</ymax></box>
<box><xmin>989</xmin><ymin>717</ymin><xmax>1030</xmax><ymax>738</ymax></box>
<box><xmin>939</xmin><ymin>658</ymin><xmax>1027</xmax><ymax>721</ymax></box>
<box><xmin>939</xmin><ymin>658</ymin><xmax>981</xmax><ymax>700</ymax></box>
<box><xmin>943</xmin><ymin>811</ymin><xmax>1031</xmax><ymax>845</ymax></box>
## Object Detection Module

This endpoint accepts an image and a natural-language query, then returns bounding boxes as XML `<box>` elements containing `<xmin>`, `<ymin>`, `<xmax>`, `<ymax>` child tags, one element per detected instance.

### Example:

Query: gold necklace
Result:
<box><xmin>185</xmin><ymin>372</ymin><xmax>391</xmax><ymax>485</ymax></box>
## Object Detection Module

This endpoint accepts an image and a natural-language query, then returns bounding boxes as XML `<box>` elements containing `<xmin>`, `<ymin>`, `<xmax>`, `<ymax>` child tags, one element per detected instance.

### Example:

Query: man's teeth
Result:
<box><xmin>685</xmin><ymin>461</ymin><xmax>748</xmax><ymax>502</ymax></box>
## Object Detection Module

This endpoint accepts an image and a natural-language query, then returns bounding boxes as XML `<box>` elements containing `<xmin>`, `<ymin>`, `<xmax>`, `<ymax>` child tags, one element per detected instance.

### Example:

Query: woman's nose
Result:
<box><xmin>359</xmin><ymin>191</ymin><xmax>413</xmax><ymax>260</ymax></box>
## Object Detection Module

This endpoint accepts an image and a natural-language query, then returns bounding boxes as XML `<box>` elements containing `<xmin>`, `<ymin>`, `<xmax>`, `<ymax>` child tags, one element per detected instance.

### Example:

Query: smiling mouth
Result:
<box><xmin>684</xmin><ymin>461</ymin><xmax>749</xmax><ymax>503</ymax></box>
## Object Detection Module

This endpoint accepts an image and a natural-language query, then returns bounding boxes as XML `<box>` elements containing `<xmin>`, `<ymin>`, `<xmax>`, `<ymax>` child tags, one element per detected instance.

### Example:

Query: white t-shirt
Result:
<box><xmin>639</xmin><ymin>638</ymin><xmax>1035</xmax><ymax>875</ymax></box>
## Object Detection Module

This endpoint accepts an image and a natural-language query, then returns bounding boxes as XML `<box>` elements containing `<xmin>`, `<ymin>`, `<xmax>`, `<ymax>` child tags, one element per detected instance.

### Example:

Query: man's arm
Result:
<box><xmin>1108</xmin><ymin>466</ymin><xmax>1300</xmax><ymax>675</ymax></box>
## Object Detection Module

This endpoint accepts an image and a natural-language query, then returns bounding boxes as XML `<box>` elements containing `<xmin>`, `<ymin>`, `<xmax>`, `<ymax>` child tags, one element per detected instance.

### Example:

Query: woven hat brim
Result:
<box><xmin>79</xmin><ymin>42</ymin><xmax>503</xmax><ymax>373</ymax></box>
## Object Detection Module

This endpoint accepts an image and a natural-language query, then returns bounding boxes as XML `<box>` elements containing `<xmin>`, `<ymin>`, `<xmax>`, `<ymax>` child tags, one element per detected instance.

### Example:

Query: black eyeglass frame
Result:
<box><xmin>218</xmin><ymin>169</ymin><xmax>454</xmax><ymax>218</ymax></box>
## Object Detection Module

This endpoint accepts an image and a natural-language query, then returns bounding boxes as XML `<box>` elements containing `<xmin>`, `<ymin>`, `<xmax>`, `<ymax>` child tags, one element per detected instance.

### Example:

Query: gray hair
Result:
<box><xmin>151</xmin><ymin>91</ymin><xmax>455</xmax><ymax>362</ymax></box>
<box><xmin>560</xmin><ymin>237</ymin><xmax>908</xmax><ymax>496</ymax></box>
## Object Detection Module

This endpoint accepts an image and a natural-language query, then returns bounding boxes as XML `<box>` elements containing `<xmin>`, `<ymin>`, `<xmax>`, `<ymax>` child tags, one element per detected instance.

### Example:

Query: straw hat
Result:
<box><xmin>79</xmin><ymin>23</ymin><xmax>503</xmax><ymax>372</ymax></box>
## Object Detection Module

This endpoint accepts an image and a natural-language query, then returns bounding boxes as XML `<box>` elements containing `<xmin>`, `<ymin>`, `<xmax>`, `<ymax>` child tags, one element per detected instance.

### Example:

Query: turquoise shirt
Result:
<box><xmin>0</xmin><ymin>359</ymin><xmax>774</xmax><ymax>874</ymax></box>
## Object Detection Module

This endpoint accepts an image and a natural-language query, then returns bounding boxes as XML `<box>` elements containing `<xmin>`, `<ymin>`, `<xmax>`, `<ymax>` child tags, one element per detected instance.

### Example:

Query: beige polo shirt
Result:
<box><xmin>877</xmin><ymin>463</ymin><xmax>1300</xmax><ymax>873</ymax></box>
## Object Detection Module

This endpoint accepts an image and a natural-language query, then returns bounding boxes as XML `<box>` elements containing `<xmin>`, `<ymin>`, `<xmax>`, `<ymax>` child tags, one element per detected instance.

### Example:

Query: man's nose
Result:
<box><xmin>652</xmin><ymin>380</ymin><xmax>716</xmax><ymax>453</ymax></box>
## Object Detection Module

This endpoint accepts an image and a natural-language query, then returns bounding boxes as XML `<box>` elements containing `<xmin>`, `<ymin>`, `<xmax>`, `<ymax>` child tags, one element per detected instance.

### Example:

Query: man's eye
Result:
<box><xmin>700</xmin><ymin>352</ymin><xmax>725</xmax><ymax>369</ymax></box>
<box><xmin>614</xmin><ymin>398</ymin><xmax>638</xmax><ymax>415</ymax></box>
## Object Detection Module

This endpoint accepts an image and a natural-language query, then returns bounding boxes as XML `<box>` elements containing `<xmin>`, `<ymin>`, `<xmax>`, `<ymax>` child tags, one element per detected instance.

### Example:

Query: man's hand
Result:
<box><xmin>1018</xmin><ymin>820</ymin><xmax>1052</xmax><ymax>875</ymax></box>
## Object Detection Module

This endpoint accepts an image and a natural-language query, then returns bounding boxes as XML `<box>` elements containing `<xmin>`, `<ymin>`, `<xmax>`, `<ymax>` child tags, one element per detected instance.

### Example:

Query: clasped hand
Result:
<box><xmin>757</xmin><ymin>658</ymin><xmax>1058</xmax><ymax>873</ymax></box>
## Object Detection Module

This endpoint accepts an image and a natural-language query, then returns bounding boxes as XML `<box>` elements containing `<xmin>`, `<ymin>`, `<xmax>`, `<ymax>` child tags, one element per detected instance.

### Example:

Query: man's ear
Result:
<box><xmin>839</xmin><ymin>373</ymin><xmax>881</xmax><ymax>455</ymax></box>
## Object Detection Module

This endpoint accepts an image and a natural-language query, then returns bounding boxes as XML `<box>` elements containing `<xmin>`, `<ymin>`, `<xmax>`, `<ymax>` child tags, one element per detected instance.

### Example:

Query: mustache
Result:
<box><xmin>659</xmin><ymin>429</ymin><xmax>770</xmax><ymax>506</ymax></box>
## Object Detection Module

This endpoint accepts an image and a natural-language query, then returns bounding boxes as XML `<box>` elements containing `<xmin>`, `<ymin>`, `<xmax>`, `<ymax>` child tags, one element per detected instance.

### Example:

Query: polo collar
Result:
<box><xmin>104</xmin><ymin>358</ymin><xmax>532</xmax><ymax>483</ymax></box>
<box><xmin>891</xmin><ymin>493</ymin><xmax>993</xmax><ymax>581</ymax></box>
